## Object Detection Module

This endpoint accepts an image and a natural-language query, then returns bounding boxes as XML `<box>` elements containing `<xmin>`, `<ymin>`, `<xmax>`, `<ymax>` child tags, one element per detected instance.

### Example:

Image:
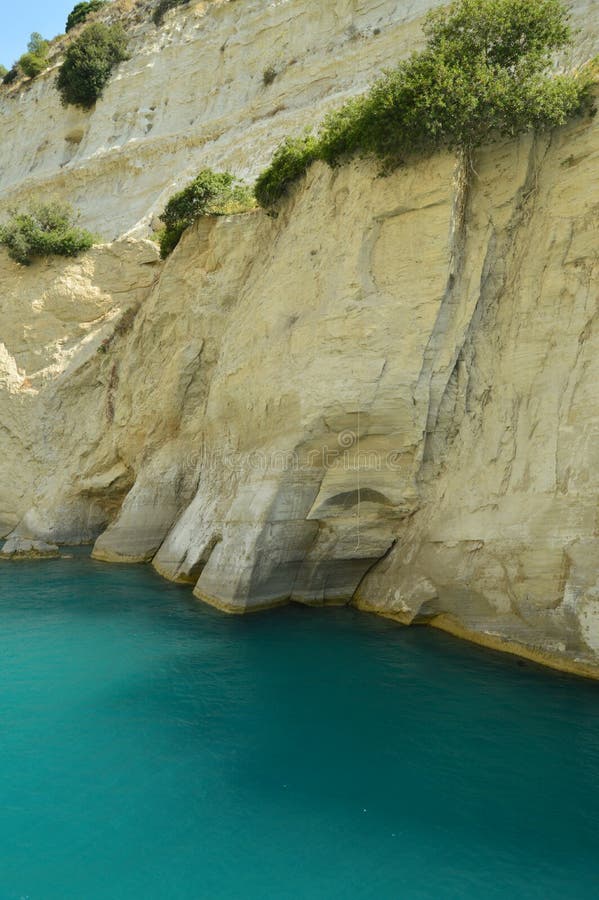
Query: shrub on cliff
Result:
<box><xmin>56</xmin><ymin>23</ymin><xmax>128</xmax><ymax>108</ymax></box>
<box><xmin>157</xmin><ymin>170</ymin><xmax>255</xmax><ymax>258</ymax></box>
<box><xmin>254</xmin><ymin>135</ymin><xmax>319</xmax><ymax>209</ymax></box>
<box><xmin>0</xmin><ymin>203</ymin><xmax>94</xmax><ymax>265</ymax></box>
<box><xmin>18</xmin><ymin>33</ymin><xmax>50</xmax><ymax>79</ymax></box>
<box><xmin>2</xmin><ymin>66</ymin><xmax>19</xmax><ymax>85</ymax></box>
<box><xmin>256</xmin><ymin>0</ymin><xmax>592</xmax><ymax>207</ymax></box>
<box><xmin>66</xmin><ymin>0</ymin><xmax>108</xmax><ymax>32</ymax></box>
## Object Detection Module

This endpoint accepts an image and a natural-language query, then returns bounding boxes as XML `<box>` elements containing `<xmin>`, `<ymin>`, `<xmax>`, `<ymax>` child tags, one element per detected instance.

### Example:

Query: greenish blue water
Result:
<box><xmin>1</xmin><ymin>553</ymin><xmax>598</xmax><ymax>899</ymax></box>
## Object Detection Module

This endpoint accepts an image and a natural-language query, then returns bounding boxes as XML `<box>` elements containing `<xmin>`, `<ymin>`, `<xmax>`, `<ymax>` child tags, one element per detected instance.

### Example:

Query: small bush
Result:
<box><xmin>18</xmin><ymin>33</ymin><xmax>49</xmax><ymax>79</ymax></box>
<box><xmin>254</xmin><ymin>135</ymin><xmax>319</xmax><ymax>208</ymax></box>
<box><xmin>158</xmin><ymin>170</ymin><xmax>255</xmax><ymax>257</ymax></box>
<box><xmin>2</xmin><ymin>66</ymin><xmax>19</xmax><ymax>85</ymax></box>
<box><xmin>0</xmin><ymin>65</ymin><xmax>7</xmax><ymax>79</ymax></box>
<box><xmin>255</xmin><ymin>0</ymin><xmax>591</xmax><ymax>207</ymax></box>
<box><xmin>0</xmin><ymin>202</ymin><xmax>94</xmax><ymax>265</ymax></box>
<box><xmin>56</xmin><ymin>23</ymin><xmax>128</xmax><ymax>108</ymax></box>
<box><xmin>66</xmin><ymin>0</ymin><xmax>108</xmax><ymax>32</ymax></box>
<box><xmin>18</xmin><ymin>53</ymin><xmax>47</xmax><ymax>79</ymax></box>
<box><xmin>153</xmin><ymin>0</ymin><xmax>189</xmax><ymax>26</ymax></box>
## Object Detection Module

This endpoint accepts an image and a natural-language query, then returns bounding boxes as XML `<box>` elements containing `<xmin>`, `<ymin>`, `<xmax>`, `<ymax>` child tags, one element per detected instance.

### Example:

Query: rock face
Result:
<box><xmin>0</xmin><ymin>538</ymin><xmax>60</xmax><ymax>559</ymax></box>
<box><xmin>0</xmin><ymin>239</ymin><xmax>160</xmax><ymax>540</ymax></box>
<box><xmin>1</xmin><ymin>0</ymin><xmax>597</xmax><ymax>237</ymax></box>
<box><xmin>0</xmin><ymin>0</ymin><xmax>441</xmax><ymax>238</ymax></box>
<box><xmin>1</xmin><ymin>0</ymin><xmax>599</xmax><ymax>677</ymax></box>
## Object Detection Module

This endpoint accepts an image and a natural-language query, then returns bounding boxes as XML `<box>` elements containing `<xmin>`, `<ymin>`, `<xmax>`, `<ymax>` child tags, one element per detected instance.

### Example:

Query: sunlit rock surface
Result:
<box><xmin>1</xmin><ymin>0</ymin><xmax>599</xmax><ymax>676</ymax></box>
<box><xmin>0</xmin><ymin>537</ymin><xmax>60</xmax><ymax>559</ymax></box>
<box><xmin>0</xmin><ymin>0</ymin><xmax>597</xmax><ymax>237</ymax></box>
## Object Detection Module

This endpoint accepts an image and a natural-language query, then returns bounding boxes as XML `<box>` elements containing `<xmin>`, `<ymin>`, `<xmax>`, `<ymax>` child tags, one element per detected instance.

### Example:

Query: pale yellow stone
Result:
<box><xmin>1</xmin><ymin>0</ymin><xmax>599</xmax><ymax>677</ymax></box>
<box><xmin>0</xmin><ymin>0</ymin><xmax>596</xmax><ymax>237</ymax></box>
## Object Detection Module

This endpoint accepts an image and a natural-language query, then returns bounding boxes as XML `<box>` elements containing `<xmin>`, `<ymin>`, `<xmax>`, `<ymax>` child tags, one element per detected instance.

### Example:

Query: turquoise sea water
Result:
<box><xmin>1</xmin><ymin>552</ymin><xmax>598</xmax><ymax>899</ymax></box>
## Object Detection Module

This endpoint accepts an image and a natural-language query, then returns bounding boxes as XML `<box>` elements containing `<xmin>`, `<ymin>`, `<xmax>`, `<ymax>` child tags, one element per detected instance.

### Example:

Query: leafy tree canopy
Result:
<box><xmin>66</xmin><ymin>1</ymin><xmax>108</xmax><ymax>33</ymax></box>
<box><xmin>18</xmin><ymin>32</ymin><xmax>50</xmax><ymax>79</ymax></box>
<box><xmin>56</xmin><ymin>22</ymin><xmax>127</xmax><ymax>108</ymax></box>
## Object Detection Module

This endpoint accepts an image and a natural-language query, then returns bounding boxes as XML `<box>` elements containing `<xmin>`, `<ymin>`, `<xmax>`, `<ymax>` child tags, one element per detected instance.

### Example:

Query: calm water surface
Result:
<box><xmin>0</xmin><ymin>552</ymin><xmax>598</xmax><ymax>899</ymax></box>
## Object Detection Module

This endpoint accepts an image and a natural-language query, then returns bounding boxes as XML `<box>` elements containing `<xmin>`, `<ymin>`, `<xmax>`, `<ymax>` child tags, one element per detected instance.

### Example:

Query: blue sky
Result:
<box><xmin>0</xmin><ymin>0</ymin><xmax>103</xmax><ymax>68</ymax></box>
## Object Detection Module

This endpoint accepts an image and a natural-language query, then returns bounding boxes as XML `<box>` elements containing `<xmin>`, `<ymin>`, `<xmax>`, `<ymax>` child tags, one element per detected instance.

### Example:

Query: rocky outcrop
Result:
<box><xmin>355</xmin><ymin>120</ymin><xmax>599</xmax><ymax>679</ymax></box>
<box><xmin>2</xmin><ymin>0</ymin><xmax>599</xmax><ymax>677</ymax></box>
<box><xmin>0</xmin><ymin>538</ymin><xmax>59</xmax><ymax>559</ymax></box>
<box><xmin>1</xmin><ymin>0</ymin><xmax>597</xmax><ymax>238</ymax></box>
<box><xmin>0</xmin><ymin>0</ymin><xmax>435</xmax><ymax>237</ymax></box>
<box><xmin>2</xmin><ymin>93</ymin><xmax>599</xmax><ymax>676</ymax></box>
<box><xmin>0</xmin><ymin>239</ymin><xmax>160</xmax><ymax>539</ymax></box>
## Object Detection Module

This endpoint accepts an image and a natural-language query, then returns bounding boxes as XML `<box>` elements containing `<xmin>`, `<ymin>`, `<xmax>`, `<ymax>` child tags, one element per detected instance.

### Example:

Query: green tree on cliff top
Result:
<box><xmin>256</xmin><ymin>0</ymin><xmax>593</xmax><ymax>207</ymax></box>
<box><xmin>56</xmin><ymin>22</ymin><xmax>128</xmax><ymax>108</ymax></box>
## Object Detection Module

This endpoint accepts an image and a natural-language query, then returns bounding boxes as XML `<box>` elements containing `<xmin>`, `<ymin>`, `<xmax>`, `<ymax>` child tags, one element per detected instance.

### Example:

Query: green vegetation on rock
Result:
<box><xmin>0</xmin><ymin>202</ymin><xmax>95</xmax><ymax>265</ymax></box>
<box><xmin>56</xmin><ymin>22</ymin><xmax>128</xmax><ymax>108</ymax></box>
<box><xmin>254</xmin><ymin>135</ymin><xmax>319</xmax><ymax>210</ymax></box>
<box><xmin>2</xmin><ymin>66</ymin><xmax>19</xmax><ymax>85</ymax></box>
<box><xmin>66</xmin><ymin>0</ymin><xmax>108</xmax><ymax>32</ymax></box>
<box><xmin>157</xmin><ymin>170</ymin><xmax>255</xmax><ymax>258</ymax></box>
<box><xmin>255</xmin><ymin>0</ymin><xmax>593</xmax><ymax>208</ymax></box>
<box><xmin>18</xmin><ymin>33</ymin><xmax>50</xmax><ymax>79</ymax></box>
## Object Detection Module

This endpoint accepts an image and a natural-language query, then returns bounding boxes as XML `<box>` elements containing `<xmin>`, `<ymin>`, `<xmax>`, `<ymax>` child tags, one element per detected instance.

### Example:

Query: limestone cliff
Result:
<box><xmin>1</xmin><ymin>0</ymin><xmax>597</xmax><ymax>235</ymax></box>
<box><xmin>0</xmin><ymin>0</ymin><xmax>451</xmax><ymax>238</ymax></box>
<box><xmin>1</xmin><ymin>0</ymin><xmax>599</xmax><ymax>678</ymax></box>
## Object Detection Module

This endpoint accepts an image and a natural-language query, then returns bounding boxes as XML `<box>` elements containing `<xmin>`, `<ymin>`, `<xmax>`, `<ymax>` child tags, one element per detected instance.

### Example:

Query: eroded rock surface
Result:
<box><xmin>2</xmin><ymin>97</ymin><xmax>599</xmax><ymax>674</ymax></box>
<box><xmin>1</xmin><ymin>0</ymin><xmax>599</xmax><ymax>676</ymax></box>
<box><xmin>1</xmin><ymin>0</ymin><xmax>597</xmax><ymax>237</ymax></box>
<box><xmin>0</xmin><ymin>538</ymin><xmax>60</xmax><ymax>559</ymax></box>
